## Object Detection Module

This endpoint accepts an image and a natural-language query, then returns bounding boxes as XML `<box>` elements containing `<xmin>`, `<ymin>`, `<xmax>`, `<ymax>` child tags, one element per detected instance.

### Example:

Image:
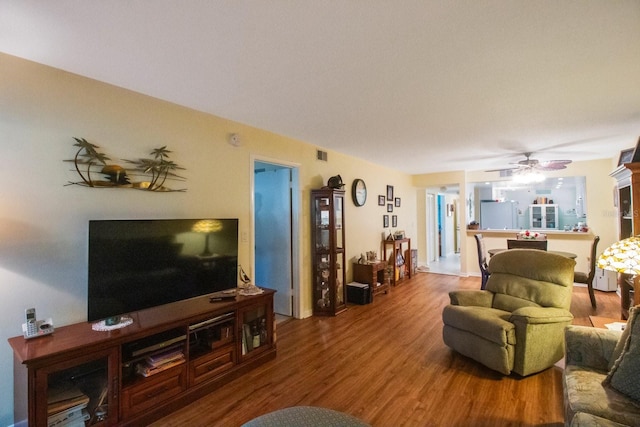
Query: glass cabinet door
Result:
<box><xmin>35</xmin><ymin>347</ymin><xmax>118</xmax><ymax>426</ymax></box>
<box><xmin>545</xmin><ymin>205</ymin><xmax>556</xmax><ymax>228</ymax></box>
<box><xmin>529</xmin><ymin>204</ymin><xmax>558</xmax><ymax>229</ymax></box>
<box><xmin>531</xmin><ymin>206</ymin><xmax>543</xmax><ymax>228</ymax></box>
<box><xmin>239</xmin><ymin>298</ymin><xmax>273</xmax><ymax>361</ymax></box>
<box><xmin>311</xmin><ymin>189</ymin><xmax>346</xmax><ymax>316</ymax></box>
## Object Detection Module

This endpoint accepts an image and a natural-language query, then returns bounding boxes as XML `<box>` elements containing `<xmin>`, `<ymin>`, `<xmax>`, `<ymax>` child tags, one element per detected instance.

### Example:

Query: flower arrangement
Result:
<box><xmin>518</xmin><ymin>230</ymin><xmax>541</xmax><ymax>240</ymax></box>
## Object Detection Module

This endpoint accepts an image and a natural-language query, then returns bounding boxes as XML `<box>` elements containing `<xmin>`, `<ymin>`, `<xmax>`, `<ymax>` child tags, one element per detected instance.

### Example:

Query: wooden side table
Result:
<box><xmin>589</xmin><ymin>316</ymin><xmax>626</xmax><ymax>330</ymax></box>
<box><xmin>353</xmin><ymin>261</ymin><xmax>389</xmax><ymax>299</ymax></box>
<box><xmin>619</xmin><ymin>274</ymin><xmax>640</xmax><ymax>320</ymax></box>
<box><xmin>382</xmin><ymin>238</ymin><xmax>411</xmax><ymax>286</ymax></box>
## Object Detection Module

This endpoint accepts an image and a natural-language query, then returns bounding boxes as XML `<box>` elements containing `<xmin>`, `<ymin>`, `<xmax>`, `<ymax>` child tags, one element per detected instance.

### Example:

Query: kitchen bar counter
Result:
<box><xmin>466</xmin><ymin>228</ymin><xmax>594</xmax><ymax>239</ymax></box>
<box><xmin>465</xmin><ymin>229</ymin><xmax>596</xmax><ymax>274</ymax></box>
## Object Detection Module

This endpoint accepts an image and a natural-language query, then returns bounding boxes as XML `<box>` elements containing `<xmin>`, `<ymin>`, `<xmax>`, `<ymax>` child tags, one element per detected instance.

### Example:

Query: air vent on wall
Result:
<box><xmin>499</xmin><ymin>170</ymin><xmax>513</xmax><ymax>178</ymax></box>
<box><xmin>316</xmin><ymin>149</ymin><xmax>328</xmax><ymax>162</ymax></box>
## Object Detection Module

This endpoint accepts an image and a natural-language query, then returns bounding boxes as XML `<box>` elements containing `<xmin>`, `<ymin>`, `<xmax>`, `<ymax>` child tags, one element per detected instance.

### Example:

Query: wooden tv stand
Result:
<box><xmin>8</xmin><ymin>289</ymin><xmax>276</xmax><ymax>427</ymax></box>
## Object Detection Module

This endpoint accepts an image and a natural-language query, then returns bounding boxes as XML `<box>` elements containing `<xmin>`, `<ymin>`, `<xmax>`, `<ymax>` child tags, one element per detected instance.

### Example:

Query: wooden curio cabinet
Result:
<box><xmin>611</xmin><ymin>162</ymin><xmax>640</xmax><ymax>239</ymax></box>
<box><xmin>311</xmin><ymin>188</ymin><xmax>347</xmax><ymax>316</ymax></box>
<box><xmin>611</xmin><ymin>161</ymin><xmax>640</xmax><ymax>319</ymax></box>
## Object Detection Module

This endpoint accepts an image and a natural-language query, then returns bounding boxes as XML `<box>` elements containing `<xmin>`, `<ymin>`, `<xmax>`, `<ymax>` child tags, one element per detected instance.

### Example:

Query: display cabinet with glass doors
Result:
<box><xmin>311</xmin><ymin>188</ymin><xmax>347</xmax><ymax>315</ymax></box>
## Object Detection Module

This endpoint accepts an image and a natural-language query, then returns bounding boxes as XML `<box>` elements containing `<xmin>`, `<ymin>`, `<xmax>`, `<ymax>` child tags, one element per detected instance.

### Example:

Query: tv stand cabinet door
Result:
<box><xmin>237</xmin><ymin>296</ymin><xmax>275</xmax><ymax>363</ymax></box>
<box><xmin>30</xmin><ymin>347</ymin><xmax>119</xmax><ymax>427</ymax></box>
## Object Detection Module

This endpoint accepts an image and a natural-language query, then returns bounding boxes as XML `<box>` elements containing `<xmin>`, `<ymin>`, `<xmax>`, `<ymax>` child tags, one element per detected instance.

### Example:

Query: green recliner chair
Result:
<box><xmin>442</xmin><ymin>249</ymin><xmax>575</xmax><ymax>376</ymax></box>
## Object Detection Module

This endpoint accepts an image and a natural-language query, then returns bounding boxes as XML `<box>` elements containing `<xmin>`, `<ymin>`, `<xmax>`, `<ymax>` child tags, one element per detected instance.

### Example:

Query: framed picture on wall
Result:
<box><xmin>387</xmin><ymin>203</ymin><xmax>393</xmax><ymax>213</ymax></box>
<box><xmin>387</xmin><ymin>185</ymin><xmax>394</xmax><ymax>201</ymax></box>
<box><xmin>632</xmin><ymin>136</ymin><xmax>640</xmax><ymax>162</ymax></box>
<box><xmin>378</xmin><ymin>195</ymin><xmax>385</xmax><ymax>206</ymax></box>
<box><xmin>392</xmin><ymin>215</ymin><xmax>397</xmax><ymax>227</ymax></box>
<box><xmin>395</xmin><ymin>197</ymin><xmax>401</xmax><ymax>207</ymax></box>
<box><xmin>619</xmin><ymin>148</ymin><xmax>634</xmax><ymax>166</ymax></box>
<box><xmin>383</xmin><ymin>215</ymin><xmax>389</xmax><ymax>228</ymax></box>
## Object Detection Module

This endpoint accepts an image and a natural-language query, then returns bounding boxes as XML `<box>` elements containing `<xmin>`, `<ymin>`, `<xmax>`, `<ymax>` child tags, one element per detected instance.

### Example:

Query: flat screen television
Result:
<box><xmin>88</xmin><ymin>218</ymin><xmax>238</xmax><ymax>323</ymax></box>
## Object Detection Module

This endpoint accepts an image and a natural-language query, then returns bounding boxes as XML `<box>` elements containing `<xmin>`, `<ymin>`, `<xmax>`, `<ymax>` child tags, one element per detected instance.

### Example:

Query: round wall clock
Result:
<box><xmin>352</xmin><ymin>178</ymin><xmax>367</xmax><ymax>206</ymax></box>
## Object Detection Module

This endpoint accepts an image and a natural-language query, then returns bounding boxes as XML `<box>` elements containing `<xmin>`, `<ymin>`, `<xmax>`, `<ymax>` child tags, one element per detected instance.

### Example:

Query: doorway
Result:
<box><xmin>253</xmin><ymin>160</ymin><xmax>300</xmax><ymax>318</ymax></box>
<box><xmin>426</xmin><ymin>185</ymin><xmax>460</xmax><ymax>275</ymax></box>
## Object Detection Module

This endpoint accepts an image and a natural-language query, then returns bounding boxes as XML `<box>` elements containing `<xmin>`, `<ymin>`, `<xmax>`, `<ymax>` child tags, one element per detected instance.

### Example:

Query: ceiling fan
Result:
<box><xmin>486</xmin><ymin>152</ymin><xmax>572</xmax><ymax>173</ymax></box>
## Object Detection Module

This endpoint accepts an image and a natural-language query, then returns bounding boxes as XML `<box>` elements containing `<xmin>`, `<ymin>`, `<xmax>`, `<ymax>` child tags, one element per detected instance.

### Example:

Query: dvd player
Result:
<box><xmin>188</xmin><ymin>312</ymin><xmax>235</xmax><ymax>331</ymax></box>
<box><xmin>124</xmin><ymin>329</ymin><xmax>187</xmax><ymax>359</ymax></box>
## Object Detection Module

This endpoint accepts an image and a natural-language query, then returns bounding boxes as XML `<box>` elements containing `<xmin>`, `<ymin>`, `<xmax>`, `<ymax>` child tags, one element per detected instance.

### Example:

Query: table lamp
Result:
<box><xmin>597</xmin><ymin>235</ymin><xmax>640</xmax><ymax>319</ymax></box>
<box><xmin>597</xmin><ymin>235</ymin><xmax>640</xmax><ymax>275</ymax></box>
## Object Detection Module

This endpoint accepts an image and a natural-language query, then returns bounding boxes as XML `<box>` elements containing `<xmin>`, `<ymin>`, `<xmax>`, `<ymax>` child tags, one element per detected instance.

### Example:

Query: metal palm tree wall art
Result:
<box><xmin>65</xmin><ymin>137</ymin><xmax>186</xmax><ymax>192</ymax></box>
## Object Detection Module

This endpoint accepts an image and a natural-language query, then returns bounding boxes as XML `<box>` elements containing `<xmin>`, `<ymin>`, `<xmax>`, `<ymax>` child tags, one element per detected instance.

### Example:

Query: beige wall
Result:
<box><xmin>0</xmin><ymin>53</ymin><xmax>416</xmax><ymax>425</ymax></box>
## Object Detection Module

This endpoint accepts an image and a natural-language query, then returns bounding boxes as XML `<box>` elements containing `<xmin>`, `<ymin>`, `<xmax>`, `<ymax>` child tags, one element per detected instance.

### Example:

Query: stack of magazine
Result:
<box><xmin>136</xmin><ymin>347</ymin><xmax>185</xmax><ymax>377</ymax></box>
<box><xmin>47</xmin><ymin>383</ymin><xmax>90</xmax><ymax>427</ymax></box>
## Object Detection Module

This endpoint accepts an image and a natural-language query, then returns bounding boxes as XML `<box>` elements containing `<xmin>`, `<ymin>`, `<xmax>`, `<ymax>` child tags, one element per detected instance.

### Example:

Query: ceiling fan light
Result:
<box><xmin>512</xmin><ymin>170</ymin><xmax>546</xmax><ymax>184</ymax></box>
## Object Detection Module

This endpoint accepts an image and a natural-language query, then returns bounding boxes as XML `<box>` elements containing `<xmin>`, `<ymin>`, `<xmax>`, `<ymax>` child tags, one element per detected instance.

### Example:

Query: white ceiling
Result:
<box><xmin>2</xmin><ymin>1</ymin><xmax>640</xmax><ymax>174</ymax></box>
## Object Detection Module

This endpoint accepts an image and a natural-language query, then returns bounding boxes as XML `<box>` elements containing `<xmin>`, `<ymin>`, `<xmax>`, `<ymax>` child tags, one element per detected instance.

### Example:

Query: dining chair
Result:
<box><xmin>574</xmin><ymin>235</ymin><xmax>600</xmax><ymax>308</ymax></box>
<box><xmin>516</xmin><ymin>232</ymin><xmax>547</xmax><ymax>240</ymax></box>
<box><xmin>474</xmin><ymin>234</ymin><xmax>490</xmax><ymax>289</ymax></box>
<box><xmin>507</xmin><ymin>239</ymin><xmax>548</xmax><ymax>250</ymax></box>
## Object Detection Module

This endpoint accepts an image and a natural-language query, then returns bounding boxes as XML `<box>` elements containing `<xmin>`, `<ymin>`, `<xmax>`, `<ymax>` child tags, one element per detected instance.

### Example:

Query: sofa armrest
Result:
<box><xmin>448</xmin><ymin>290</ymin><xmax>493</xmax><ymax>307</ymax></box>
<box><xmin>510</xmin><ymin>306</ymin><xmax>574</xmax><ymax>325</ymax></box>
<box><xmin>564</xmin><ymin>325</ymin><xmax>622</xmax><ymax>370</ymax></box>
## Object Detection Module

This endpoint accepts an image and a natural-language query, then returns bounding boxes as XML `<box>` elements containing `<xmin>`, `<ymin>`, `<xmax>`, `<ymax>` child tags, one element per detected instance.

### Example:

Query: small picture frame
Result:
<box><xmin>378</xmin><ymin>195</ymin><xmax>385</xmax><ymax>206</ymax></box>
<box><xmin>394</xmin><ymin>197</ymin><xmax>401</xmax><ymax>207</ymax></box>
<box><xmin>387</xmin><ymin>203</ymin><xmax>393</xmax><ymax>213</ymax></box>
<box><xmin>386</xmin><ymin>185</ymin><xmax>394</xmax><ymax>201</ymax></box>
<box><xmin>632</xmin><ymin>136</ymin><xmax>640</xmax><ymax>163</ymax></box>
<box><xmin>619</xmin><ymin>148</ymin><xmax>634</xmax><ymax>166</ymax></box>
<box><xmin>392</xmin><ymin>215</ymin><xmax>397</xmax><ymax>227</ymax></box>
<box><xmin>447</xmin><ymin>203</ymin><xmax>454</xmax><ymax>217</ymax></box>
<box><xmin>383</xmin><ymin>215</ymin><xmax>389</xmax><ymax>228</ymax></box>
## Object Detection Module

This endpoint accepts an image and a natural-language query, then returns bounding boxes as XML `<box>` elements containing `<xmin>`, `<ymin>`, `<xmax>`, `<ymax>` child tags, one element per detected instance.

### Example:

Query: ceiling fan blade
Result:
<box><xmin>536</xmin><ymin>164</ymin><xmax>569</xmax><ymax>171</ymax></box>
<box><xmin>540</xmin><ymin>159</ymin><xmax>572</xmax><ymax>166</ymax></box>
<box><xmin>484</xmin><ymin>167</ymin><xmax>521</xmax><ymax>172</ymax></box>
<box><xmin>536</xmin><ymin>159</ymin><xmax>572</xmax><ymax>170</ymax></box>
<box><xmin>513</xmin><ymin>159</ymin><xmax>538</xmax><ymax>167</ymax></box>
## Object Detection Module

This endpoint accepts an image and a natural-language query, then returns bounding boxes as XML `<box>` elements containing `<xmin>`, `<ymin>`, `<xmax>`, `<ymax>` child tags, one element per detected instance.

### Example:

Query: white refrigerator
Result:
<box><xmin>480</xmin><ymin>201</ymin><xmax>518</xmax><ymax>230</ymax></box>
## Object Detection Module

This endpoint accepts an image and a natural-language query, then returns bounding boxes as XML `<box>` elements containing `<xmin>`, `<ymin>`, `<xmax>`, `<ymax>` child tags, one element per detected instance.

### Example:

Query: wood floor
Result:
<box><xmin>151</xmin><ymin>272</ymin><xmax>621</xmax><ymax>427</ymax></box>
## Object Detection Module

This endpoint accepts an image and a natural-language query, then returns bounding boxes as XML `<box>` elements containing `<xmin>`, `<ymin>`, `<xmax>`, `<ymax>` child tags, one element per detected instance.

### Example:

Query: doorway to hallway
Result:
<box><xmin>253</xmin><ymin>160</ymin><xmax>300</xmax><ymax>318</ymax></box>
<box><xmin>425</xmin><ymin>185</ymin><xmax>460</xmax><ymax>276</ymax></box>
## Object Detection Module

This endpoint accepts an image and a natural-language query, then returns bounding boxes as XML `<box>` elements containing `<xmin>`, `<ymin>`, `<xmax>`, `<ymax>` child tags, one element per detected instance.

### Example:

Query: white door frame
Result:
<box><xmin>250</xmin><ymin>155</ymin><xmax>301</xmax><ymax>319</ymax></box>
<box><xmin>426</xmin><ymin>192</ymin><xmax>437</xmax><ymax>266</ymax></box>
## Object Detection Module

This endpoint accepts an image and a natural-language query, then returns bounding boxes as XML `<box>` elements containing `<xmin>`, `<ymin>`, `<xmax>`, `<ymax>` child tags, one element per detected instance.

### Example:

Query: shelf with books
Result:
<box><xmin>382</xmin><ymin>238</ymin><xmax>411</xmax><ymax>286</ymax></box>
<box><xmin>47</xmin><ymin>382</ymin><xmax>90</xmax><ymax>427</ymax></box>
<box><xmin>121</xmin><ymin>327</ymin><xmax>187</xmax><ymax>387</ymax></box>
<box><xmin>36</xmin><ymin>347</ymin><xmax>118</xmax><ymax>427</ymax></box>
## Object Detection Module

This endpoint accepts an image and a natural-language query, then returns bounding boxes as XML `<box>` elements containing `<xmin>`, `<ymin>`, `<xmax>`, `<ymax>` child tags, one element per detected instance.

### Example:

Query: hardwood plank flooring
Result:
<box><xmin>151</xmin><ymin>272</ymin><xmax>621</xmax><ymax>427</ymax></box>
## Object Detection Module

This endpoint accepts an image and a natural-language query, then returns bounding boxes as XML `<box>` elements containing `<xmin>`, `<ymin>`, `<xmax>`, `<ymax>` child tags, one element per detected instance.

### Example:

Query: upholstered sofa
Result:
<box><xmin>242</xmin><ymin>406</ymin><xmax>370</xmax><ymax>426</ymax></box>
<box><xmin>563</xmin><ymin>307</ymin><xmax>640</xmax><ymax>426</ymax></box>
<box><xmin>443</xmin><ymin>249</ymin><xmax>575</xmax><ymax>376</ymax></box>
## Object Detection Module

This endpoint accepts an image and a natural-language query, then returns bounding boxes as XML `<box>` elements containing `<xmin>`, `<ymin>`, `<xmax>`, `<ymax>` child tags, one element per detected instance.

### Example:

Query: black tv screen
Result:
<box><xmin>88</xmin><ymin>218</ymin><xmax>238</xmax><ymax>322</ymax></box>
